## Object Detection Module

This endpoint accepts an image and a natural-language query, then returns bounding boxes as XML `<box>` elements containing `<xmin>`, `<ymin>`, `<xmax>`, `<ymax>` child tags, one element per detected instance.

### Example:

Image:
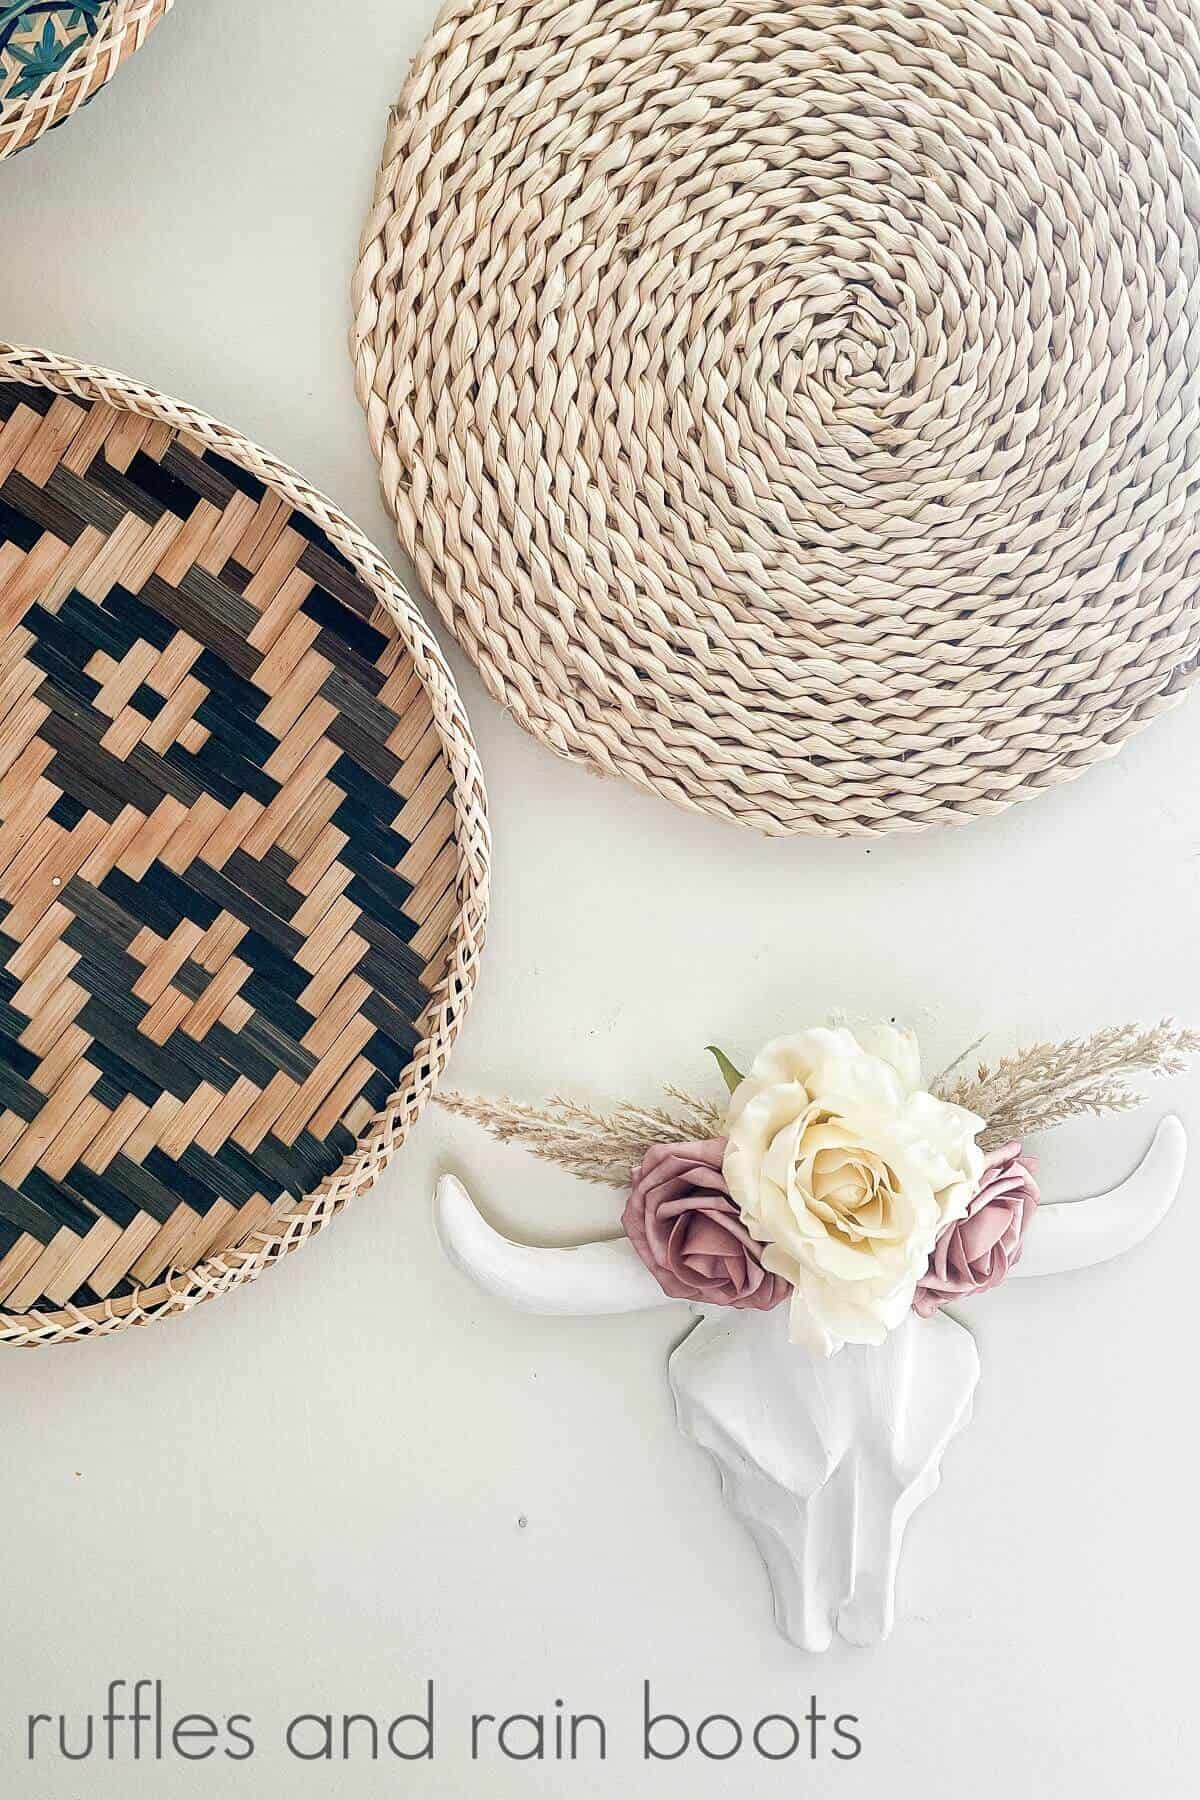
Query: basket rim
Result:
<box><xmin>0</xmin><ymin>0</ymin><xmax>173</xmax><ymax>162</ymax></box>
<box><xmin>0</xmin><ymin>341</ymin><xmax>491</xmax><ymax>1346</ymax></box>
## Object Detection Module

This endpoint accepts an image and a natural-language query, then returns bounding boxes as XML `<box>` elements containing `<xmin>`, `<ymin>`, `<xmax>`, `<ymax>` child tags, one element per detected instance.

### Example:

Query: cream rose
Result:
<box><xmin>722</xmin><ymin>1027</ymin><xmax>985</xmax><ymax>1356</ymax></box>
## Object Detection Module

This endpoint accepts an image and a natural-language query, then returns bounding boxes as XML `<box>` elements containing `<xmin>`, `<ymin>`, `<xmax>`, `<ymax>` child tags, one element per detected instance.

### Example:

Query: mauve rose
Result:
<box><xmin>622</xmin><ymin>1138</ymin><xmax>791</xmax><ymax>1310</ymax></box>
<box><xmin>913</xmin><ymin>1142</ymin><xmax>1040</xmax><ymax>1317</ymax></box>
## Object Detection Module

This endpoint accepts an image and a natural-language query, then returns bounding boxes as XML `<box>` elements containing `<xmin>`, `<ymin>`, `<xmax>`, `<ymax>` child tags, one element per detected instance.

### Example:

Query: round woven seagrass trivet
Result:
<box><xmin>0</xmin><ymin>345</ymin><xmax>489</xmax><ymax>1347</ymax></box>
<box><xmin>0</xmin><ymin>0</ymin><xmax>171</xmax><ymax>161</ymax></box>
<box><xmin>353</xmin><ymin>0</ymin><xmax>1200</xmax><ymax>837</ymax></box>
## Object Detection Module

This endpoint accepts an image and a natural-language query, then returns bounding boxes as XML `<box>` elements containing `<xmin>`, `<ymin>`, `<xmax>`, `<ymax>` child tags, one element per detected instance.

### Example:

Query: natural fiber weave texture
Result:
<box><xmin>354</xmin><ymin>0</ymin><xmax>1200</xmax><ymax>837</ymax></box>
<box><xmin>0</xmin><ymin>345</ymin><xmax>490</xmax><ymax>1347</ymax></box>
<box><xmin>0</xmin><ymin>1</ymin><xmax>171</xmax><ymax>161</ymax></box>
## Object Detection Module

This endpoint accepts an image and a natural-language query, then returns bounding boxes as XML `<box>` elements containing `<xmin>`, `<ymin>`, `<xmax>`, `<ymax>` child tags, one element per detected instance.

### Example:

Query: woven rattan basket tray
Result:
<box><xmin>0</xmin><ymin>345</ymin><xmax>489</xmax><ymax>1347</ymax></box>
<box><xmin>354</xmin><ymin>0</ymin><xmax>1200</xmax><ymax>837</ymax></box>
<box><xmin>0</xmin><ymin>1</ymin><xmax>171</xmax><ymax>161</ymax></box>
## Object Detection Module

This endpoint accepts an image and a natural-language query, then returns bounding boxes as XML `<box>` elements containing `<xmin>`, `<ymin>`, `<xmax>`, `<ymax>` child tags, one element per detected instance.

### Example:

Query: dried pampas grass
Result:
<box><xmin>439</xmin><ymin>1022</ymin><xmax>1196</xmax><ymax>1188</ymax></box>
<box><xmin>934</xmin><ymin>1020</ymin><xmax>1199</xmax><ymax>1150</ymax></box>
<box><xmin>436</xmin><ymin>1088</ymin><xmax>725</xmax><ymax>1186</ymax></box>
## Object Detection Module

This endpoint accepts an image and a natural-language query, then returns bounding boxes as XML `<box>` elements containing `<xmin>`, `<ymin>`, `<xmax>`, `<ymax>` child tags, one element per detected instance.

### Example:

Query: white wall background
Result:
<box><xmin>0</xmin><ymin>3</ymin><xmax>1196</xmax><ymax>1794</ymax></box>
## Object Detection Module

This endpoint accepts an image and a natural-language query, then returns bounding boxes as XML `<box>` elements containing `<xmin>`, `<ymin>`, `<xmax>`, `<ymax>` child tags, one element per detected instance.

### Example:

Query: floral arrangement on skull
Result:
<box><xmin>628</xmin><ymin>1028</ymin><xmax>1021</xmax><ymax>1352</ymax></box>
<box><xmin>435</xmin><ymin>1020</ymin><xmax>1193</xmax><ymax>1649</ymax></box>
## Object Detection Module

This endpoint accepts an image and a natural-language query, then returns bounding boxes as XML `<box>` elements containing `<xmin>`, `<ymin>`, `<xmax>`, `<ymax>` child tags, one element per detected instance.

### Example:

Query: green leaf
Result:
<box><xmin>706</xmin><ymin>1044</ymin><xmax>745</xmax><ymax>1096</ymax></box>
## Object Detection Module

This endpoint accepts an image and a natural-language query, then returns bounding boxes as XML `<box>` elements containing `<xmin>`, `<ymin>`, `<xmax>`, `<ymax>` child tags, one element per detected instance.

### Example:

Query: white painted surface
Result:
<box><xmin>670</xmin><ymin>1307</ymin><xmax>980</xmax><ymax>1652</ymax></box>
<box><xmin>1010</xmin><ymin>1115</ymin><xmax>1189</xmax><ymax>1279</ymax></box>
<box><xmin>435</xmin><ymin>1173</ymin><xmax>674</xmax><ymax>1314</ymax></box>
<box><xmin>0</xmin><ymin>3</ymin><xmax>1197</xmax><ymax>1794</ymax></box>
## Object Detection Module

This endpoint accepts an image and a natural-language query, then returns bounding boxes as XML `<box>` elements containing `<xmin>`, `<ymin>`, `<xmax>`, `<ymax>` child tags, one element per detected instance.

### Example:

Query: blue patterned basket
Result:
<box><xmin>0</xmin><ymin>0</ymin><xmax>172</xmax><ymax>160</ymax></box>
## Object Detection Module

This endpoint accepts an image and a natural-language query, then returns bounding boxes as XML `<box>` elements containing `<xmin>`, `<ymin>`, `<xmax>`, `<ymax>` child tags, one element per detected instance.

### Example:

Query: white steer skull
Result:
<box><xmin>435</xmin><ymin>1117</ymin><xmax>1186</xmax><ymax>1651</ymax></box>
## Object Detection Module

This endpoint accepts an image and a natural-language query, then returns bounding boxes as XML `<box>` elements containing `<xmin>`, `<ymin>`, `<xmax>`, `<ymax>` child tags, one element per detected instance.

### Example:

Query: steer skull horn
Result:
<box><xmin>435</xmin><ymin>1174</ymin><xmax>671</xmax><ymax>1314</ymax></box>
<box><xmin>434</xmin><ymin>1116</ymin><xmax>1187</xmax><ymax>1650</ymax></box>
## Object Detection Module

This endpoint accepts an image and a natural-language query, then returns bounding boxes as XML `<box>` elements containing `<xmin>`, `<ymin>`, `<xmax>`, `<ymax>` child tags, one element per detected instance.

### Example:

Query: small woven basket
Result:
<box><xmin>0</xmin><ymin>0</ymin><xmax>171</xmax><ymax>161</ymax></box>
<box><xmin>354</xmin><ymin>0</ymin><xmax>1200</xmax><ymax>837</ymax></box>
<box><xmin>0</xmin><ymin>345</ymin><xmax>490</xmax><ymax>1347</ymax></box>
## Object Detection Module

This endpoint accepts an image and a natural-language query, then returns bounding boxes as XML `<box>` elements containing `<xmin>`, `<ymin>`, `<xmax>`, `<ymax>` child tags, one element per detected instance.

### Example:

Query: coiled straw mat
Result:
<box><xmin>0</xmin><ymin>346</ymin><xmax>489</xmax><ymax>1347</ymax></box>
<box><xmin>0</xmin><ymin>1</ymin><xmax>172</xmax><ymax>162</ymax></box>
<box><xmin>354</xmin><ymin>0</ymin><xmax>1200</xmax><ymax>837</ymax></box>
